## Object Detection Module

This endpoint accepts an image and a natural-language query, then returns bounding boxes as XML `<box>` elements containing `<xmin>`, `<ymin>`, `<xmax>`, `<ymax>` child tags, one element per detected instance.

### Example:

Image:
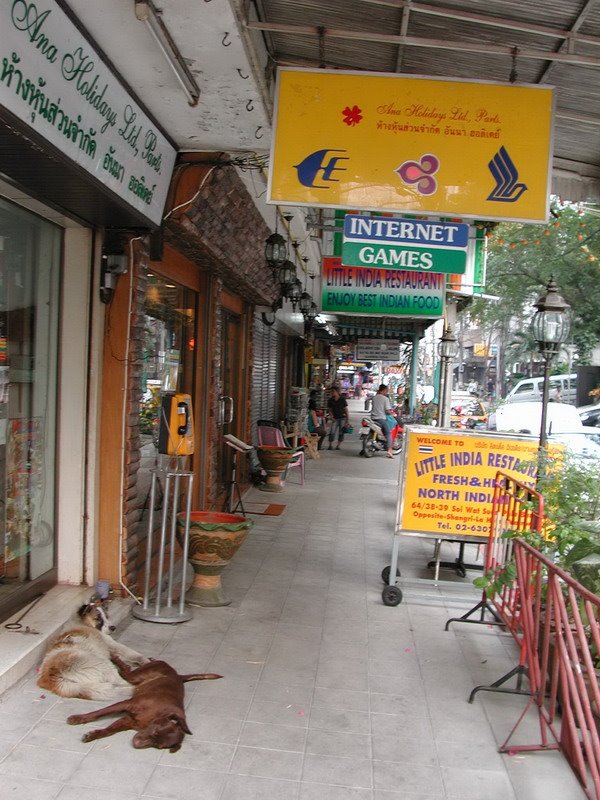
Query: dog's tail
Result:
<box><xmin>181</xmin><ymin>673</ymin><xmax>223</xmax><ymax>683</ymax></box>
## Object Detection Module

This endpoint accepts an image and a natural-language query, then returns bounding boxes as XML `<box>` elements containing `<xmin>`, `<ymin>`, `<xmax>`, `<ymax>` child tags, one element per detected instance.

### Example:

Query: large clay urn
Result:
<box><xmin>176</xmin><ymin>511</ymin><xmax>253</xmax><ymax>607</ymax></box>
<box><xmin>256</xmin><ymin>445</ymin><xmax>295</xmax><ymax>492</ymax></box>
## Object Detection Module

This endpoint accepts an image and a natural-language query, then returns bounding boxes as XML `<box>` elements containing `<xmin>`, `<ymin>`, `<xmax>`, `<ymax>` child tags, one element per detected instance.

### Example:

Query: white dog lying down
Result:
<box><xmin>37</xmin><ymin>602</ymin><xmax>148</xmax><ymax>701</ymax></box>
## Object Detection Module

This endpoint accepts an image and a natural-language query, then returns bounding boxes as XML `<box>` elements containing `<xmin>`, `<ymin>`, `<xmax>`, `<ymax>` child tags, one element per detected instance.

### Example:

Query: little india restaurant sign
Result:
<box><xmin>0</xmin><ymin>0</ymin><xmax>177</xmax><ymax>226</ymax></box>
<box><xmin>342</xmin><ymin>214</ymin><xmax>468</xmax><ymax>274</ymax></box>
<box><xmin>321</xmin><ymin>257</ymin><xmax>444</xmax><ymax>317</ymax></box>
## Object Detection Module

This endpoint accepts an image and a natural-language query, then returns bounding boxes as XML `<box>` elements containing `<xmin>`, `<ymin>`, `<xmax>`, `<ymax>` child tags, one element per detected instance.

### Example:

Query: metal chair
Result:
<box><xmin>256</xmin><ymin>423</ymin><xmax>305</xmax><ymax>485</ymax></box>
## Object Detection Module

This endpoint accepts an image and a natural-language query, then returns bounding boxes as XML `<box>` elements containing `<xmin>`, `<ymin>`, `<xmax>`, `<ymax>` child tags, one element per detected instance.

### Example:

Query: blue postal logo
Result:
<box><xmin>294</xmin><ymin>149</ymin><xmax>349</xmax><ymax>188</ymax></box>
<box><xmin>487</xmin><ymin>146</ymin><xmax>527</xmax><ymax>202</ymax></box>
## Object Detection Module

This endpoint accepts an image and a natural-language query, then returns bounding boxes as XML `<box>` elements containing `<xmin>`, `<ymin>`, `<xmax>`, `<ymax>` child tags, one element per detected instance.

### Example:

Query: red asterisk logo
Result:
<box><xmin>342</xmin><ymin>105</ymin><xmax>363</xmax><ymax>126</ymax></box>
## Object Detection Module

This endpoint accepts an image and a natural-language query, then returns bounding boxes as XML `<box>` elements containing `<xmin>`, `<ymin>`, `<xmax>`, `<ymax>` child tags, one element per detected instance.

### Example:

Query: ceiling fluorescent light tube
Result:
<box><xmin>135</xmin><ymin>1</ymin><xmax>200</xmax><ymax>106</ymax></box>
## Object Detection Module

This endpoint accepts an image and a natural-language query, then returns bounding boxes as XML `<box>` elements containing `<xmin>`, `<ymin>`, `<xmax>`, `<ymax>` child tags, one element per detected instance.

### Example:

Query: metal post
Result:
<box><xmin>132</xmin><ymin>461</ymin><xmax>193</xmax><ymax>624</ymax></box>
<box><xmin>437</xmin><ymin>355</ymin><xmax>450</xmax><ymax>427</ymax></box>
<box><xmin>409</xmin><ymin>331</ymin><xmax>419</xmax><ymax>415</ymax></box>
<box><xmin>537</xmin><ymin>357</ymin><xmax>552</xmax><ymax>485</ymax></box>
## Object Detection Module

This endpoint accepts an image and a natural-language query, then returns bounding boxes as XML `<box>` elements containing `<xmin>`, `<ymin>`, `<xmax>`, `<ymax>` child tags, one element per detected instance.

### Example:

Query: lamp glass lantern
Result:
<box><xmin>299</xmin><ymin>291</ymin><xmax>313</xmax><ymax>315</ymax></box>
<box><xmin>437</xmin><ymin>325</ymin><xmax>459</xmax><ymax>360</ymax></box>
<box><xmin>277</xmin><ymin>260</ymin><xmax>297</xmax><ymax>292</ymax></box>
<box><xmin>531</xmin><ymin>278</ymin><xmax>571</xmax><ymax>358</ymax></box>
<box><xmin>288</xmin><ymin>278</ymin><xmax>302</xmax><ymax>307</ymax></box>
<box><xmin>265</xmin><ymin>232</ymin><xmax>287</xmax><ymax>268</ymax></box>
<box><xmin>307</xmin><ymin>301</ymin><xmax>318</xmax><ymax>321</ymax></box>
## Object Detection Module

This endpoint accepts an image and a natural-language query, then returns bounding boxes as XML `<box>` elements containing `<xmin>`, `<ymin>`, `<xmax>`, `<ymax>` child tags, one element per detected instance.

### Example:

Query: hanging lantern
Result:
<box><xmin>299</xmin><ymin>291</ymin><xmax>313</xmax><ymax>315</ymax></box>
<box><xmin>288</xmin><ymin>278</ymin><xmax>302</xmax><ymax>308</ymax></box>
<box><xmin>265</xmin><ymin>232</ymin><xmax>288</xmax><ymax>268</ymax></box>
<box><xmin>307</xmin><ymin>301</ymin><xmax>318</xmax><ymax>321</ymax></box>
<box><xmin>277</xmin><ymin>260</ymin><xmax>297</xmax><ymax>291</ymax></box>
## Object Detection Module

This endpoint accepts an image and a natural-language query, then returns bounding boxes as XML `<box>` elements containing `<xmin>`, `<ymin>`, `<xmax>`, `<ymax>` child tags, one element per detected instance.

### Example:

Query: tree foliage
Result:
<box><xmin>470</xmin><ymin>202</ymin><xmax>600</xmax><ymax>367</ymax></box>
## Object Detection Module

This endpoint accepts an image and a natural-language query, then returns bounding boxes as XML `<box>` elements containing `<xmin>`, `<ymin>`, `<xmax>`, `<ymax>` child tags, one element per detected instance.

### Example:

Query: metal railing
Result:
<box><xmin>445</xmin><ymin>472</ymin><xmax>544</xmax><ymax>700</ymax></box>
<box><xmin>504</xmin><ymin>539</ymin><xmax>600</xmax><ymax>799</ymax></box>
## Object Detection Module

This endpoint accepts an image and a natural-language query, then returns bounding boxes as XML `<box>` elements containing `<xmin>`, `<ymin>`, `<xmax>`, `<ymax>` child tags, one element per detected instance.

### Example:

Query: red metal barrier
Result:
<box><xmin>505</xmin><ymin>539</ymin><xmax>600</xmax><ymax>800</ymax></box>
<box><xmin>445</xmin><ymin>471</ymin><xmax>544</xmax><ymax>700</ymax></box>
<box><xmin>484</xmin><ymin>472</ymin><xmax>545</xmax><ymax>641</ymax></box>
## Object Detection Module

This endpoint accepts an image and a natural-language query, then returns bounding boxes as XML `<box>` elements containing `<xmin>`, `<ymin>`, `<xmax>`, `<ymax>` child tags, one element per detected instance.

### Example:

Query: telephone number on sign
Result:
<box><xmin>454</xmin><ymin>524</ymin><xmax>488</xmax><ymax>533</ymax></box>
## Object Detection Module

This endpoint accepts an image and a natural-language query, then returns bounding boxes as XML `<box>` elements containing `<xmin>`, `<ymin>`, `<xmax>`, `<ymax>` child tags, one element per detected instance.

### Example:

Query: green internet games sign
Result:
<box><xmin>342</xmin><ymin>214</ymin><xmax>468</xmax><ymax>274</ymax></box>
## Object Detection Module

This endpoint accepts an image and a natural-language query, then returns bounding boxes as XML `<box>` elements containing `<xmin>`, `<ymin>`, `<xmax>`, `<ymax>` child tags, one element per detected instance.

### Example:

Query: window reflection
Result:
<box><xmin>0</xmin><ymin>199</ymin><xmax>60</xmax><ymax>607</ymax></box>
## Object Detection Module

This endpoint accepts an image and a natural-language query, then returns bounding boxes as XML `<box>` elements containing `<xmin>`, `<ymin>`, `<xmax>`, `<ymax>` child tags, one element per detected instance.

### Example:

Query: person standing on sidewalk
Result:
<box><xmin>371</xmin><ymin>383</ymin><xmax>395</xmax><ymax>458</ymax></box>
<box><xmin>327</xmin><ymin>387</ymin><xmax>349</xmax><ymax>450</ymax></box>
<box><xmin>307</xmin><ymin>389</ymin><xmax>327</xmax><ymax>450</ymax></box>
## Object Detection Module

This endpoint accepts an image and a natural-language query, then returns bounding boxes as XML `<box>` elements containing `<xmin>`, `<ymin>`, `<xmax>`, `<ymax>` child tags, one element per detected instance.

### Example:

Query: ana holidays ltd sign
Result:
<box><xmin>268</xmin><ymin>68</ymin><xmax>554</xmax><ymax>222</ymax></box>
<box><xmin>321</xmin><ymin>257</ymin><xmax>444</xmax><ymax>318</ymax></box>
<box><xmin>0</xmin><ymin>0</ymin><xmax>177</xmax><ymax>226</ymax></box>
<box><xmin>342</xmin><ymin>214</ymin><xmax>468</xmax><ymax>274</ymax></box>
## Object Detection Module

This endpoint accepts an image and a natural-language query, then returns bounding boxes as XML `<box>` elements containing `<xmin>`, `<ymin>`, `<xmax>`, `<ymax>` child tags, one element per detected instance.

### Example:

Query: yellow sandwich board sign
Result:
<box><xmin>268</xmin><ymin>69</ymin><xmax>554</xmax><ymax>223</ymax></box>
<box><xmin>397</xmin><ymin>427</ymin><xmax>562</xmax><ymax>539</ymax></box>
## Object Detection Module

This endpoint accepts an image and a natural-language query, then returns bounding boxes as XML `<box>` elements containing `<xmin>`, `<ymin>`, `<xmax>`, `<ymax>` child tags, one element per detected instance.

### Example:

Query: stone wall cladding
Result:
<box><xmin>165</xmin><ymin>164</ymin><xmax>278</xmax><ymax>306</ymax></box>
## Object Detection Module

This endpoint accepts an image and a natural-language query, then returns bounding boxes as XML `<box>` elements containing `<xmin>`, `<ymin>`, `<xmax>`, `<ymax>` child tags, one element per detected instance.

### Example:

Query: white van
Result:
<box><xmin>505</xmin><ymin>374</ymin><xmax>577</xmax><ymax>405</ymax></box>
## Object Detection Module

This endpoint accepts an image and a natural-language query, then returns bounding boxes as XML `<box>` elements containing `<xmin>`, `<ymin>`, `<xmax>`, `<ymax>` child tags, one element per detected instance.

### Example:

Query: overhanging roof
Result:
<box><xmin>244</xmin><ymin>0</ymin><xmax>600</xmax><ymax>203</ymax></box>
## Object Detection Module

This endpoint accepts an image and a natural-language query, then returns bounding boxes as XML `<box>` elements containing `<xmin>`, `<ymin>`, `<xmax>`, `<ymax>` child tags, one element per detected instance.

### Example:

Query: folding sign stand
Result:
<box><xmin>133</xmin><ymin>457</ymin><xmax>194</xmax><ymax>624</ymax></box>
<box><xmin>224</xmin><ymin>434</ymin><xmax>253</xmax><ymax>515</ymax></box>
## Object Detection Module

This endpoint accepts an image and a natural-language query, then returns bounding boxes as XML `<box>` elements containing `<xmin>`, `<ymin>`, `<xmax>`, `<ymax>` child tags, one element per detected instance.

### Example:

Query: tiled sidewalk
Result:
<box><xmin>0</xmin><ymin>400</ymin><xmax>586</xmax><ymax>799</ymax></box>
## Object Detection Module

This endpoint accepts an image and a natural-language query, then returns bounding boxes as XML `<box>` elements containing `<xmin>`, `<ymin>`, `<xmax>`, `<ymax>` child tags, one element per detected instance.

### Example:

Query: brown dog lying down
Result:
<box><xmin>67</xmin><ymin>656</ymin><xmax>222</xmax><ymax>752</ymax></box>
<box><xmin>37</xmin><ymin>603</ymin><xmax>148</xmax><ymax>701</ymax></box>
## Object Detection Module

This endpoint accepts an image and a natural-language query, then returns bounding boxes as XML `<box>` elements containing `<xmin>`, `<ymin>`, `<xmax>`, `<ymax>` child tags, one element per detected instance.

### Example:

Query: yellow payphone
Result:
<box><xmin>158</xmin><ymin>393</ymin><xmax>195</xmax><ymax>456</ymax></box>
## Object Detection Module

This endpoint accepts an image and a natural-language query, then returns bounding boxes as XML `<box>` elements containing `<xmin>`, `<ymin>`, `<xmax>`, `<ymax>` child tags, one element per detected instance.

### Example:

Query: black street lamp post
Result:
<box><xmin>437</xmin><ymin>325</ymin><xmax>459</xmax><ymax>427</ymax></box>
<box><xmin>531</xmin><ymin>277</ymin><xmax>571</xmax><ymax>454</ymax></box>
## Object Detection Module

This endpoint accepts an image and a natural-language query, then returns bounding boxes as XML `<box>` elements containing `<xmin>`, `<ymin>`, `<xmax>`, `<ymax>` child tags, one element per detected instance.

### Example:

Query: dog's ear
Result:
<box><xmin>77</xmin><ymin>604</ymin><xmax>91</xmax><ymax>619</ymax></box>
<box><xmin>169</xmin><ymin>744</ymin><xmax>181</xmax><ymax>753</ymax></box>
<box><xmin>169</xmin><ymin>714</ymin><xmax>192</xmax><ymax>735</ymax></box>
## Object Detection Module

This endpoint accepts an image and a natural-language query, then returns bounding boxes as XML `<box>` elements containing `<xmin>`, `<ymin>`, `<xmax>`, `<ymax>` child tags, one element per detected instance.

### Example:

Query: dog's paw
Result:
<box><xmin>81</xmin><ymin>730</ymin><xmax>98</xmax><ymax>743</ymax></box>
<box><xmin>67</xmin><ymin>714</ymin><xmax>86</xmax><ymax>725</ymax></box>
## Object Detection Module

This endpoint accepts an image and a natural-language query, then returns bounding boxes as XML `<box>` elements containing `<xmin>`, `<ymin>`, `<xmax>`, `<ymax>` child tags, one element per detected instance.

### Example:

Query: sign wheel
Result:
<box><xmin>382</xmin><ymin>585</ymin><xmax>403</xmax><ymax>606</ymax></box>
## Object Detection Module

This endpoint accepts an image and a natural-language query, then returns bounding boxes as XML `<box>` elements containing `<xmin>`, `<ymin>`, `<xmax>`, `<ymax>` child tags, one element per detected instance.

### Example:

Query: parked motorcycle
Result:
<box><xmin>359</xmin><ymin>415</ymin><xmax>403</xmax><ymax>458</ymax></box>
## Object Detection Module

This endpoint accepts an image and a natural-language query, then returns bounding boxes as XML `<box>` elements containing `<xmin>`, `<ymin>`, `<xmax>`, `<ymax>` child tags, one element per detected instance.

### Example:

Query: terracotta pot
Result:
<box><xmin>256</xmin><ymin>445</ymin><xmax>296</xmax><ymax>492</ymax></box>
<box><xmin>176</xmin><ymin>511</ymin><xmax>253</xmax><ymax>607</ymax></box>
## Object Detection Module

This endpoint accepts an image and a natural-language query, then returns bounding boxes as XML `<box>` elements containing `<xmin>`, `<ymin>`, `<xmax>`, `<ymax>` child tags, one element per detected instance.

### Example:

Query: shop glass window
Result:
<box><xmin>0</xmin><ymin>198</ymin><xmax>61</xmax><ymax>603</ymax></box>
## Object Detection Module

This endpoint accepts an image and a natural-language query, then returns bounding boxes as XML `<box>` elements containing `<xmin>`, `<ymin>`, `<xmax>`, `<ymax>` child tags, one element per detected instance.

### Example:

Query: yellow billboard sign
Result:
<box><xmin>398</xmin><ymin>427</ymin><xmax>561</xmax><ymax>538</ymax></box>
<box><xmin>268</xmin><ymin>69</ymin><xmax>554</xmax><ymax>223</ymax></box>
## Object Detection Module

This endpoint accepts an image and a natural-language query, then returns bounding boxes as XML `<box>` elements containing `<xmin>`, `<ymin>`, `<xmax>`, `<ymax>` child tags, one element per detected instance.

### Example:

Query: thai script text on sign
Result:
<box><xmin>321</xmin><ymin>257</ymin><xmax>444</xmax><ymax>317</ymax></box>
<box><xmin>342</xmin><ymin>214</ymin><xmax>468</xmax><ymax>274</ymax></box>
<box><xmin>0</xmin><ymin>0</ymin><xmax>177</xmax><ymax>225</ymax></box>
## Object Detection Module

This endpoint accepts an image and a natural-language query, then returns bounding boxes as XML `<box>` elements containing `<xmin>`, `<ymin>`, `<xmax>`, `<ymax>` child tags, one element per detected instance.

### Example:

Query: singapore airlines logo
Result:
<box><xmin>487</xmin><ymin>146</ymin><xmax>527</xmax><ymax>202</ymax></box>
<box><xmin>294</xmin><ymin>149</ymin><xmax>349</xmax><ymax>188</ymax></box>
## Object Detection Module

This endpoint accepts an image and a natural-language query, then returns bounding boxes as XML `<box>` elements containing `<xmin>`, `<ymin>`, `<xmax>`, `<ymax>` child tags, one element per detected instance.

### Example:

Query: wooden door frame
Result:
<box><xmin>98</xmin><ymin>243</ymin><xmax>208</xmax><ymax>587</ymax></box>
<box><xmin>217</xmin><ymin>288</ymin><xmax>250</xmax><ymax>508</ymax></box>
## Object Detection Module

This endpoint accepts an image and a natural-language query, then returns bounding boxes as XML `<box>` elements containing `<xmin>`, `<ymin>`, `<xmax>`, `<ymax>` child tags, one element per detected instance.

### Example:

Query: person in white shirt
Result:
<box><xmin>371</xmin><ymin>384</ymin><xmax>395</xmax><ymax>458</ymax></box>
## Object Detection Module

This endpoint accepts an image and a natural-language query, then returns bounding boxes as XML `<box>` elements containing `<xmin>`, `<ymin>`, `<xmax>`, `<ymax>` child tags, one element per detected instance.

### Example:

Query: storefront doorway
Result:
<box><xmin>217</xmin><ymin>292</ymin><xmax>249</xmax><ymax>509</ymax></box>
<box><xmin>0</xmin><ymin>198</ymin><xmax>61</xmax><ymax>618</ymax></box>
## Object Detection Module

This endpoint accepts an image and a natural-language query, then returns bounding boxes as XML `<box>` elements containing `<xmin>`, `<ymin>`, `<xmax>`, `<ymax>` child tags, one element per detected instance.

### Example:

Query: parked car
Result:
<box><xmin>578</xmin><ymin>401</ymin><xmax>600</xmax><ymax>428</ymax></box>
<box><xmin>488</xmin><ymin>401</ymin><xmax>600</xmax><ymax>459</ymax></box>
<box><xmin>504</xmin><ymin>373</ymin><xmax>577</xmax><ymax>404</ymax></box>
